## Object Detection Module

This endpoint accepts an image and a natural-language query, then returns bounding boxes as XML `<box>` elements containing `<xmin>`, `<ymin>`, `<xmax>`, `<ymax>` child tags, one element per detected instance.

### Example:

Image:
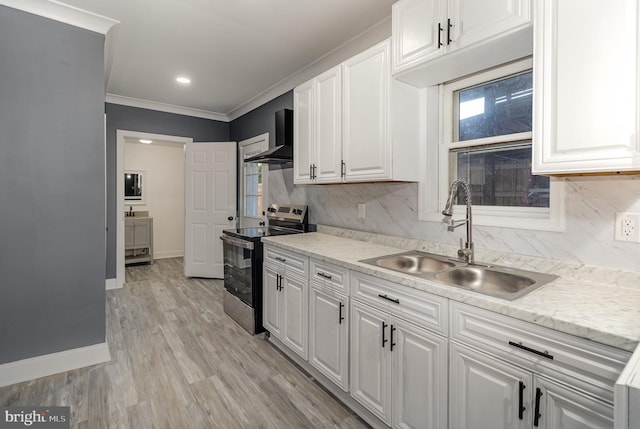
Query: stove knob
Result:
<box><xmin>293</xmin><ymin>209</ymin><xmax>302</xmax><ymax>215</ymax></box>
<box><xmin>267</xmin><ymin>207</ymin><xmax>277</xmax><ymax>213</ymax></box>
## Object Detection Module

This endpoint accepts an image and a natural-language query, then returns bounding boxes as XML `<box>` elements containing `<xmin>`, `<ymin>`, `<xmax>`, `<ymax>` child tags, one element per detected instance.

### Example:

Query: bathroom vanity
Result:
<box><xmin>124</xmin><ymin>214</ymin><xmax>153</xmax><ymax>265</ymax></box>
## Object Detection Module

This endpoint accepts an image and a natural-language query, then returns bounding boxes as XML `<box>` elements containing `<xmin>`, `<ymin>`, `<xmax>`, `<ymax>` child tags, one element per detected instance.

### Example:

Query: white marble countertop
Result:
<box><xmin>262</xmin><ymin>232</ymin><xmax>640</xmax><ymax>353</ymax></box>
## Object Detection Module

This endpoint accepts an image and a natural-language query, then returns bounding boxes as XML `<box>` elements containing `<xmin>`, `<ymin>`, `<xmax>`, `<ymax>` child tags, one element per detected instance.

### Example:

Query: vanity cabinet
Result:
<box><xmin>124</xmin><ymin>217</ymin><xmax>153</xmax><ymax>265</ymax></box>
<box><xmin>392</xmin><ymin>0</ymin><xmax>533</xmax><ymax>87</ymax></box>
<box><xmin>449</xmin><ymin>302</ymin><xmax>630</xmax><ymax>428</ymax></box>
<box><xmin>532</xmin><ymin>0</ymin><xmax>640</xmax><ymax>175</ymax></box>
<box><xmin>350</xmin><ymin>272</ymin><xmax>448</xmax><ymax>429</ymax></box>
<box><xmin>293</xmin><ymin>38</ymin><xmax>422</xmax><ymax>184</ymax></box>
<box><xmin>308</xmin><ymin>259</ymin><xmax>350</xmax><ymax>391</ymax></box>
<box><xmin>263</xmin><ymin>246</ymin><xmax>309</xmax><ymax>359</ymax></box>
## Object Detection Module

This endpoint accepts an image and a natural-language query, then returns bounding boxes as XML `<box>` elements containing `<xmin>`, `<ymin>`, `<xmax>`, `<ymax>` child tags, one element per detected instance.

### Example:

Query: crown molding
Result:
<box><xmin>0</xmin><ymin>0</ymin><xmax>119</xmax><ymax>34</ymax></box>
<box><xmin>105</xmin><ymin>94</ymin><xmax>229</xmax><ymax>122</ymax></box>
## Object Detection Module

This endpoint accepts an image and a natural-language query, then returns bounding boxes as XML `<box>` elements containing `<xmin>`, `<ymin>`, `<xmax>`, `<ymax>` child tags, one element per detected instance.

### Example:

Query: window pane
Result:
<box><xmin>456</xmin><ymin>71</ymin><xmax>533</xmax><ymax>142</ymax></box>
<box><xmin>450</xmin><ymin>143</ymin><xmax>549</xmax><ymax>208</ymax></box>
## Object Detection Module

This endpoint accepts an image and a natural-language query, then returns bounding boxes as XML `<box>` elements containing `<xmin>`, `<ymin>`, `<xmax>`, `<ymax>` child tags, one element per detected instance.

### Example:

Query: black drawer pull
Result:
<box><xmin>275</xmin><ymin>256</ymin><xmax>286</xmax><ymax>263</ymax></box>
<box><xmin>509</xmin><ymin>341</ymin><xmax>554</xmax><ymax>360</ymax></box>
<box><xmin>378</xmin><ymin>294</ymin><xmax>400</xmax><ymax>304</ymax></box>
<box><xmin>518</xmin><ymin>381</ymin><xmax>526</xmax><ymax>420</ymax></box>
<box><xmin>317</xmin><ymin>272</ymin><xmax>332</xmax><ymax>280</ymax></box>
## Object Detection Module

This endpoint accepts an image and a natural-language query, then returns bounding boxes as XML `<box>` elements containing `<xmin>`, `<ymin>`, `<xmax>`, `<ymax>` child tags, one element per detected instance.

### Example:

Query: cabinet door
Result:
<box><xmin>392</xmin><ymin>0</ymin><xmax>446</xmax><ymax>73</ymax></box>
<box><xmin>342</xmin><ymin>40</ymin><xmax>392</xmax><ymax>182</ymax></box>
<box><xmin>309</xmin><ymin>288</ymin><xmax>349</xmax><ymax>391</ymax></box>
<box><xmin>293</xmin><ymin>79</ymin><xmax>314</xmax><ymax>184</ymax></box>
<box><xmin>350</xmin><ymin>300</ymin><xmax>392</xmax><ymax>425</ymax></box>
<box><xmin>451</xmin><ymin>0</ymin><xmax>531</xmax><ymax>50</ymax></box>
<box><xmin>533</xmin><ymin>0</ymin><xmax>640</xmax><ymax>174</ymax></box>
<box><xmin>450</xmin><ymin>341</ymin><xmax>531</xmax><ymax>429</ymax></box>
<box><xmin>133</xmin><ymin>219</ymin><xmax>151</xmax><ymax>246</ymax></box>
<box><xmin>534</xmin><ymin>376</ymin><xmax>614</xmax><ymax>429</ymax></box>
<box><xmin>392</xmin><ymin>319</ymin><xmax>448</xmax><ymax>429</ymax></box>
<box><xmin>314</xmin><ymin>66</ymin><xmax>343</xmax><ymax>183</ymax></box>
<box><xmin>263</xmin><ymin>266</ymin><xmax>282</xmax><ymax>339</ymax></box>
<box><xmin>282</xmin><ymin>274</ymin><xmax>308</xmax><ymax>360</ymax></box>
<box><xmin>125</xmin><ymin>221</ymin><xmax>134</xmax><ymax>247</ymax></box>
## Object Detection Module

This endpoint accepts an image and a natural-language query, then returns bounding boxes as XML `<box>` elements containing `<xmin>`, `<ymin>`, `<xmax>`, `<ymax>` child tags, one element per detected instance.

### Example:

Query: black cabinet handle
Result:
<box><xmin>309</xmin><ymin>164</ymin><xmax>313</xmax><ymax>179</ymax></box>
<box><xmin>508</xmin><ymin>341</ymin><xmax>554</xmax><ymax>360</ymax></box>
<box><xmin>518</xmin><ymin>381</ymin><xmax>526</xmax><ymax>420</ymax></box>
<box><xmin>447</xmin><ymin>18</ymin><xmax>452</xmax><ymax>44</ymax></box>
<box><xmin>275</xmin><ymin>256</ymin><xmax>286</xmax><ymax>263</ymax></box>
<box><xmin>534</xmin><ymin>388</ymin><xmax>543</xmax><ymax>427</ymax></box>
<box><xmin>438</xmin><ymin>22</ymin><xmax>444</xmax><ymax>48</ymax></box>
<box><xmin>378</xmin><ymin>294</ymin><xmax>400</xmax><ymax>304</ymax></box>
<box><xmin>381</xmin><ymin>321</ymin><xmax>388</xmax><ymax>348</ymax></box>
<box><xmin>259</xmin><ymin>221</ymin><xmax>265</xmax><ymax>226</ymax></box>
<box><xmin>276</xmin><ymin>274</ymin><xmax>280</xmax><ymax>291</ymax></box>
<box><xmin>341</xmin><ymin>160</ymin><xmax>346</xmax><ymax>178</ymax></box>
<box><xmin>339</xmin><ymin>302</ymin><xmax>345</xmax><ymax>324</ymax></box>
<box><xmin>390</xmin><ymin>324</ymin><xmax>396</xmax><ymax>352</ymax></box>
<box><xmin>317</xmin><ymin>272</ymin><xmax>332</xmax><ymax>280</ymax></box>
<box><xmin>227</xmin><ymin>216</ymin><xmax>234</xmax><ymax>221</ymax></box>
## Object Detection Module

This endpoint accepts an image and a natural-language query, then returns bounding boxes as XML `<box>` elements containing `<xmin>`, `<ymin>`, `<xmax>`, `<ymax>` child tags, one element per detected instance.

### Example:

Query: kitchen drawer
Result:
<box><xmin>264</xmin><ymin>245</ymin><xmax>308</xmax><ymax>277</ymax></box>
<box><xmin>310</xmin><ymin>258</ymin><xmax>349</xmax><ymax>295</ymax></box>
<box><xmin>450</xmin><ymin>302</ymin><xmax>631</xmax><ymax>403</ymax></box>
<box><xmin>351</xmin><ymin>271</ymin><xmax>448</xmax><ymax>336</ymax></box>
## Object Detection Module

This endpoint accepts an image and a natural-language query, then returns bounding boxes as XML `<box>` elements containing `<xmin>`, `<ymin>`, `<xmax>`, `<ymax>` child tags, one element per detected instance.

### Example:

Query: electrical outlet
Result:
<box><xmin>357</xmin><ymin>203</ymin><xmax>366</xmax><ymax>220</ymax></box>
<box><xmin>615</xmin><ymin>213</ymin><xmax>640</xmax><ymax>242</ymax></box>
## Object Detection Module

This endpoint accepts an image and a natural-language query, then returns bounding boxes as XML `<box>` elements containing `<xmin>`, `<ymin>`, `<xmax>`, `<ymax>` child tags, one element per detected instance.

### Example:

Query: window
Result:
<box><xmin>239</xmin><ymin>133</ymin><xmax>269</xmax><ymax>227</ymax></box>
<box><xmin>419</xmin><ymin>58</ymin><xmax>564</xmax><ymax>231</ymax></box>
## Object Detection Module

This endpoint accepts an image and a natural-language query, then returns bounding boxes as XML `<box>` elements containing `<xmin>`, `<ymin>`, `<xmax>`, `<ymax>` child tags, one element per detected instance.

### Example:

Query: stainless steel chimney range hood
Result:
<box><xmin>244</xmin><ymin>109</ymin><xmax>293</xmax><ymax>164</ymax></box>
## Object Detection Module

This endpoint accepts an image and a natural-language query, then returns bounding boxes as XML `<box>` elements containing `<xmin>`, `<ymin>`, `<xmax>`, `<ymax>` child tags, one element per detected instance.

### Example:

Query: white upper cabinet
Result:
<box><xmin>532</xmin><ymin>0</ymin><xmax>640</xmax><ymax>175</ymax></box>
<box><xmin>392</xmin><ymin>0</ymin><xmax>533</xmax><ymax>87</ymax></box>
<box><xmin>293</xmin><ymin>66</ymin><xmax>342</xmax><ymax>184</ymax></box>
<box><xmin>293</xmin><ymin>39</ymin><xmax>422</xmax><ymax>184</ymax></box>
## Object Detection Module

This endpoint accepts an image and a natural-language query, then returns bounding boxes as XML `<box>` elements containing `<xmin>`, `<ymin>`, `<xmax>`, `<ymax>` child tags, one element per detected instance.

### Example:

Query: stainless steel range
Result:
<box><xmin>220</xmin><ymin>204</ymin><xmax>308</xmax><ymax>334</ymax></box>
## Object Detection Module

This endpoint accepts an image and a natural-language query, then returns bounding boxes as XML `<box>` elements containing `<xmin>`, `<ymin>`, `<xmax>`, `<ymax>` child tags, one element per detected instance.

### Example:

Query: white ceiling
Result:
<box><xmin>55</xmin><ymin>0</ymin><xmax>395</xmax><ymax>120</ymax></box>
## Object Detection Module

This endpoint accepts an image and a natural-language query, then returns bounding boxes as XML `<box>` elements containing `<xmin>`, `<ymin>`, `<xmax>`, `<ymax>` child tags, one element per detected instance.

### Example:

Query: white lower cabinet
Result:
<box><xmin>449</xmin><ymin>302</ymin><xmax>629</xmax><ymax>429</ymax></box>
<box><xmin>262</xmin><ymin>248</ymin><xmax>309</xmax><ymax>360</ymax></box>
<box><xmin>309</xmin><ymin>287</ymin><xmax>349</xmax><ymax>391</ymax></box>
<box><xmin>450</xmin><ymin>341</ymin><xmax>532</xmax><ymax>429</ymax></box>
<box><xmin>350</xmin><ymin>299</ymin><xmax>448</xmax><ymax>428</ymax></box>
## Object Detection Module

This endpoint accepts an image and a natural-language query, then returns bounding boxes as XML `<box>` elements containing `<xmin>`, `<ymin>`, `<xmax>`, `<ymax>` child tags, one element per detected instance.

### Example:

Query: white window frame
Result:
<box><xmin>239</xmin><ymin>133</ymin><xmax>269</xmax><ymax>226</ymax></box>
<box><xmin>419</xmin><ymin>58</ymin><xmax>565</xmax><ymax>231</ymax></box>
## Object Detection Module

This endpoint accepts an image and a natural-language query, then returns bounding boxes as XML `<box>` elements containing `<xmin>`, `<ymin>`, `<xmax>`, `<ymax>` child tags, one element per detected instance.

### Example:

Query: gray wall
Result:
<box><xmin>104</xmin><ymin>104</ymin><xmax>229</xmax><ymax>278</ymax></box>
<box><xmin>0</xmin><ymin>6</ymin><xmax>106</xmax><ymax>363</ymax></box>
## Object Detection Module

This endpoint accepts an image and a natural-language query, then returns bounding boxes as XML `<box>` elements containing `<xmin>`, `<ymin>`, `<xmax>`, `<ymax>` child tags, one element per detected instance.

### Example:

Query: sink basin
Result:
<box><xmin>434</xmin><ymin>266</ymin><xmax>552</xmax><ymax>300</ymax></box>
<box><xmin>360</xmin><ymin>251</ymin><xmax>558</xmax><ymax>300</ymax></box>
<box><xmin>361</xmin><ymin>251</ymin><xmax>458</xmax><ymax>275</ymax></box>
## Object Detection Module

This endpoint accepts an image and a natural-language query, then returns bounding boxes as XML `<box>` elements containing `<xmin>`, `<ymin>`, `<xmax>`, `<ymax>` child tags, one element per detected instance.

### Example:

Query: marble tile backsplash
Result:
<box><xmin>268</xmin><ymin>168</ymin><xmax>640</xmax><ymax>274</ymax></box>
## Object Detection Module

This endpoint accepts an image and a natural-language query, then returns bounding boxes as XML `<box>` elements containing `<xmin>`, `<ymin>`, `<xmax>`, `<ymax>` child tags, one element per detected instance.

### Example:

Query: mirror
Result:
<box><xmin>124</xmin><ymin>170</ymin><xmax>145</xmax><ymax>204</ymax></box>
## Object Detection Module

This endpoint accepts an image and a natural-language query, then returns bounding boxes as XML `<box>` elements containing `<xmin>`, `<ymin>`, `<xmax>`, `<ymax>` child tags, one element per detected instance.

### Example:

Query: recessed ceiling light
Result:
<box><xmin>176</xmin><ymin>76</ymin><xmax>191</xmax><ymax>85</ymax></box>
<box><xmin>139</xmin><ymin>139</ymin><xmax>152</xmax><ymax>144</ymax></box>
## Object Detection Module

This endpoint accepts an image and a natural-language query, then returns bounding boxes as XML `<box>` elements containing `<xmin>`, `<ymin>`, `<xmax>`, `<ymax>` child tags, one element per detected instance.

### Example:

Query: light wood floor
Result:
<box><xmin>1</xmin><ymin>258</ymin><xmax>369</xmax><ymax>428</ymax></box>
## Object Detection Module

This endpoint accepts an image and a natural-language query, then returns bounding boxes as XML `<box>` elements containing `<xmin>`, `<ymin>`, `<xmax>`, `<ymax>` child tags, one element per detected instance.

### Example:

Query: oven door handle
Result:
<box><xmin>220</xmin><ymin>234</ymin><xmax>254</xmax><ymax>250</ymax></box>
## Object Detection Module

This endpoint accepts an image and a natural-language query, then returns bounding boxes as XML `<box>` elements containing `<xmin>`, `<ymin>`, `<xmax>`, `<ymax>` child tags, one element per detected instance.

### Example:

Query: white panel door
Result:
<box><xmin>282</xmin><ymin>273</ymin><xmax>309</xmax><ymax>360</ymax></box>
<box><xmin>184</xmin><ymin>141</ymin><xmax>236</xmax><ymax>278</ymax></box>
<box><xmin>342</xmin><ymin>39</ymin><xmax>392</xmax><ymax>181</ymax></box>
<box><xmin>534</xmin><ymin>376</ymin><xmax>614</xmax><ymax>429</ymax></box>
<box><xmin>450</xmin><ymin>341</ymin><xmax>531</xmax><ymax>429</ymax></box>
<box><xmin>314</xmin><ymin>66</ymin><xmax>343</xmax><ymax>183</ymax></box>
<box><xmin>309</xmin><ymin>287</ymin><xmax>349</xmax><ymax>391</ymax></box>
<box><xmin>262</xmin><ymin>265</ymin><xmax>282</xmax><ymax>338</ymax></box>
<box><xmin>293</xmin><ymin>79</ymin><xmax>315</xmax><ymax>184</ymax></box>
<box><xmin>350</xmin><ymin>300</ymin><xmax>392</xmax><ymax>425</ymax></box>
<box><xmin>392</xmin><ymin>319</ymin><xmax>448</xmax><ymax>429</ymax></box>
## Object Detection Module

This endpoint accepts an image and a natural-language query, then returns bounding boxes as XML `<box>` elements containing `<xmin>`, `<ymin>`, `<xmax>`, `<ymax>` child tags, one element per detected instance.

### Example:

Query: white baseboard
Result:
<box><xmin>105</xmin><ymin>278</ymin><xmax>120</xmax><ymax>290</ymax></box>
<box><xmin>0</xmin><ymin>342</ymin><xmax>111</xmax><ymax>388</ymax></box>
<box><xmin>153</xmin><ymin>250</ymin><xmax>184</xmax><ymax>259</ymax></box>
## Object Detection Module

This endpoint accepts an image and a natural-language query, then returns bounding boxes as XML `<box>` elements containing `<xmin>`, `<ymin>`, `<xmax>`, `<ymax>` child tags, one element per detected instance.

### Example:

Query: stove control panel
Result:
<box><xmin>266</xmin><ymin>204</ymin><xmax>308</xmax><ymax>223</ymax></box>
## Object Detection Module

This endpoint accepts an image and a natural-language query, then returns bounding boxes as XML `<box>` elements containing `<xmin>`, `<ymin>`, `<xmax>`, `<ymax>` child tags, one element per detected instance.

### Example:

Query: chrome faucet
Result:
<box><xmin>442</xmin><ymin>179</ymin><xmax>474</xmax><ymax>264</ymax></box>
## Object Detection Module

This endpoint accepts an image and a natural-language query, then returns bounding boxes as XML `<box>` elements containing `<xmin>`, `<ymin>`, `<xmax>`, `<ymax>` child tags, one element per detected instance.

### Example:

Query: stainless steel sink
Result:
<box><xmin>360</xmin><ymin>251</ymin><xmax>557</xmax><ymax>300</ymax></box>
<box><xmin>360</xmin><ymin>251</ymin><xmax>459</xmax><ymax>275</ymax></box>
<box><xmin>434</xmin><ymin>266</ymin><xmax>556</xmax><ymax>300</ymax></box>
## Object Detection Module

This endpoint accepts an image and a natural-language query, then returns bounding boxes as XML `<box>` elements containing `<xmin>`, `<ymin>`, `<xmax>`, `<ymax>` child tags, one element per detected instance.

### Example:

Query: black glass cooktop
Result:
<box><xmin>223</xmin><ymin>226</ymin><xmax>303</xmax><ymax>241</ymax></box>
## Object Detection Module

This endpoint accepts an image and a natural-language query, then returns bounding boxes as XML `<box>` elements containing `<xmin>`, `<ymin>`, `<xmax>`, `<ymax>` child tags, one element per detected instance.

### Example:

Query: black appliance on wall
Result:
<box><xmin>243</xmin><ymin>109</ymin><xmax>293</xmax><ymax>164</ymax></box>
<box><xmin>220</xmin><ymin>203</ymin><xmax>308</xmax><ymax>334</ymax></box>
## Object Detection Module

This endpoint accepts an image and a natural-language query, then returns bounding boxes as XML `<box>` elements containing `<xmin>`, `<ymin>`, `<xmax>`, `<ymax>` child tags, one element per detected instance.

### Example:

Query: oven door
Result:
<box><xmin>221</xmin><ymin>233</ymin><xmax>255</xmax><ymax>306</ymax></box>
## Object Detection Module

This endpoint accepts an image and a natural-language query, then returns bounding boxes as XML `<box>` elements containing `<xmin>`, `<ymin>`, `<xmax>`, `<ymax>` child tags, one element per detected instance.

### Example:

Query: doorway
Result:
<box><xmin>116</xmin><ymin>130</ymin><xmax>193</xmax><ymax>289</ymax></box>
